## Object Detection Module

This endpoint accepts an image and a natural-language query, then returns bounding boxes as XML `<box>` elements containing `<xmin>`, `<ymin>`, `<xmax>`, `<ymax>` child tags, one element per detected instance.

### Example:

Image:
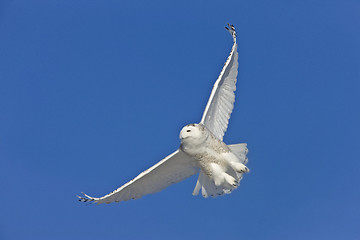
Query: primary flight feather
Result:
<box><xmin>78</xmin><ymin>24</ymin><xmax>249</xmax><ymax>204</ymax></box>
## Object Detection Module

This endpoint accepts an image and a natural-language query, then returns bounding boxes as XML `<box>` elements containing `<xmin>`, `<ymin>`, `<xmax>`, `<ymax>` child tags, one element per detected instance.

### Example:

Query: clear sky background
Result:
<box><xmin>1</xmin><ymin>1</ymin><xmax>359</xmax><ymax>239</ymax></box>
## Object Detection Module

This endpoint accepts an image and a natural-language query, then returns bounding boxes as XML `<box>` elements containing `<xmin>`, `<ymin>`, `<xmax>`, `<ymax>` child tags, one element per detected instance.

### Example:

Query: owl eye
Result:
<box><xmin>187</xmin><ymin>130</ymin><xmax>191</xmax><ymax>132</ymax></box>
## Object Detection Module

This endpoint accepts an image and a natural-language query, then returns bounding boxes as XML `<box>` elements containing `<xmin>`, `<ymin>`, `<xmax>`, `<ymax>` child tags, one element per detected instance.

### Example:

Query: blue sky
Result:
<box><xmin>1</xmin><ymin>0</ymin><xmax>359</xmax><ymax>239</ymax></box>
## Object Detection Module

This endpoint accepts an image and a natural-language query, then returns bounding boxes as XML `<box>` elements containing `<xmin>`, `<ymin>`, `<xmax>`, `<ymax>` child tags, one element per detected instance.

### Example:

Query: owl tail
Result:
<box><xmin>192</xmin><ymin>172</ymin><xmax>225</xmax><ymax>197</ymax></box>
<box><xmin>192</xmin><ymin>143</ymin><xmax>249</xmax><ymax>198</ymax></box>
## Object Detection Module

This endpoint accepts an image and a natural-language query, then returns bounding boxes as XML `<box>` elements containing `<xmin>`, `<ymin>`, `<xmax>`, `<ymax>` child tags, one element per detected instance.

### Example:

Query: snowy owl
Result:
<box><xmin>78</xmin><ymin>24</ymin><xmax>249</xmax><ymax>204</ymax></box>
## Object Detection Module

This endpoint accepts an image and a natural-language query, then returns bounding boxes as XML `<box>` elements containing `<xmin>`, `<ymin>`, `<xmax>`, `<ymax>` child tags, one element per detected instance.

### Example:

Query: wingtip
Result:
<box><xmin>225</xmin><ymin>23</ymin><xmax>237</xmax><ymax>41</ymax></box>
<box><xmin>77</xmin><ymin>192</ymin><xmax>95</xmax><ymax>203</ymax></box>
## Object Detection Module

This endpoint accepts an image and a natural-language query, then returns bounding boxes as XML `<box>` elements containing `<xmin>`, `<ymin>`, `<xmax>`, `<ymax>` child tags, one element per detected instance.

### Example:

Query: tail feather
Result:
<box><xmin>192</xmin><ymin>176</ymin><xmax>202</xmax><ymax>196</ymax></box>
<box><xmin>193</xmin><ymin>172</ymin><xmax>227</xmax><ymax>198</ymax></box>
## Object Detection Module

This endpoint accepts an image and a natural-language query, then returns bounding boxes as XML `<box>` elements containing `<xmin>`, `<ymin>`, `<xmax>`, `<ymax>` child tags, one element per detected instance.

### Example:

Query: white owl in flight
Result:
<box><xmin>78</xmin><ymin>24</ymin><xmax>249</xmax><ymax>204</ymax></box>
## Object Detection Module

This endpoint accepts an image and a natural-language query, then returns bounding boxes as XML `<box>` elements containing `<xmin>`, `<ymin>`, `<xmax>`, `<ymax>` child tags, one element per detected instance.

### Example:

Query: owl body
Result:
<box><xmin>180</xmin><ymin>124</ymin><xmax>248</xmax><ymax>196</ymax></box>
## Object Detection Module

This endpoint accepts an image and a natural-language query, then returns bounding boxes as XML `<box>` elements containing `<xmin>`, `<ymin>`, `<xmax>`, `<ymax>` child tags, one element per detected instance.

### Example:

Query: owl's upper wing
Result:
<box><xmin>78</xmin><ymin>150</ymin><xmax>198</xmax><ymax>204</ymax></box>
<box><xmin>200</xmin><ymin>24</ymin><xmax>238</xmax><ymax>141</ymax></box>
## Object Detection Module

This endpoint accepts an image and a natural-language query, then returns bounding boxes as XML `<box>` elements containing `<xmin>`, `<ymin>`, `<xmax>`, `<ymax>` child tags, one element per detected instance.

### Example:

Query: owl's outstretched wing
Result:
<box><xmin>200</xmin><ymin>24</ymin><xmax>238</xmax><ymax>141</ymax></box>
<box><xmin>78</xmin><ymin>150</ymin><xmax>198</xmax><ymax>204</ymax></box>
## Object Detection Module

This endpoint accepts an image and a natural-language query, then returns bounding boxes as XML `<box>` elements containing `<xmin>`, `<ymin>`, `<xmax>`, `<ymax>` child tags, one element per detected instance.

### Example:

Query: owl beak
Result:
<box><xmin>179</xmin><ymin>132</ymin><xmax>189</xmax><ymax>140</ymax></box>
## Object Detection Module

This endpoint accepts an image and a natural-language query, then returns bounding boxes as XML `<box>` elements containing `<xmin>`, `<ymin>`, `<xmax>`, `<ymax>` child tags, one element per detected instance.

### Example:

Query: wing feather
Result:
<box><xmin>200</xmin><ymin>25</ymin><xmax>238</xmax><ymax>140</ymax></box>
<box><xmin>78</xmin><ymin>150</ymin><xmax>198</xmax><ymax>204</ymax></box>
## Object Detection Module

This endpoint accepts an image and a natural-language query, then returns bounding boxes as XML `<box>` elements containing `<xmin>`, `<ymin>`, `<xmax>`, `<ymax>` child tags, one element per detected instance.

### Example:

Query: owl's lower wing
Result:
<box><xmin>78</xmin><ymin>150</ymin><xmax>198</xmax><ymax>204</ymax></box>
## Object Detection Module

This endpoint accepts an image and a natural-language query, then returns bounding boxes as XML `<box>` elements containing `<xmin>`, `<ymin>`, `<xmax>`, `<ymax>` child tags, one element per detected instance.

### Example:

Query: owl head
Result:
<box><xmin>179</xmin><ymin>123</ymin><xmax>209</xmax><ymax>147</ymax></box>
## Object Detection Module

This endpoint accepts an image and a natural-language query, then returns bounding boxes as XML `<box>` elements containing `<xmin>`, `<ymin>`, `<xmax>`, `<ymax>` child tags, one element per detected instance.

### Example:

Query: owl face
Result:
<box><xmin>179</xmin><ymin>124</ymin><xmax>209</xmax><ymax>147</ymax></box>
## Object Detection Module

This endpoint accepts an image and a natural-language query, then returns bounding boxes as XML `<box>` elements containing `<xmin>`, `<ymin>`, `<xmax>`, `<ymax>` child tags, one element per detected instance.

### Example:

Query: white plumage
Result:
<box><xmin>201</xmin><ymin>26</ymin><xmax>238</xmax><ymax>141</ymax></box>
<box><xmin>78</xmin><ymin>24</ymin><xmax>249</xmax><ymax>204</ymax></box>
